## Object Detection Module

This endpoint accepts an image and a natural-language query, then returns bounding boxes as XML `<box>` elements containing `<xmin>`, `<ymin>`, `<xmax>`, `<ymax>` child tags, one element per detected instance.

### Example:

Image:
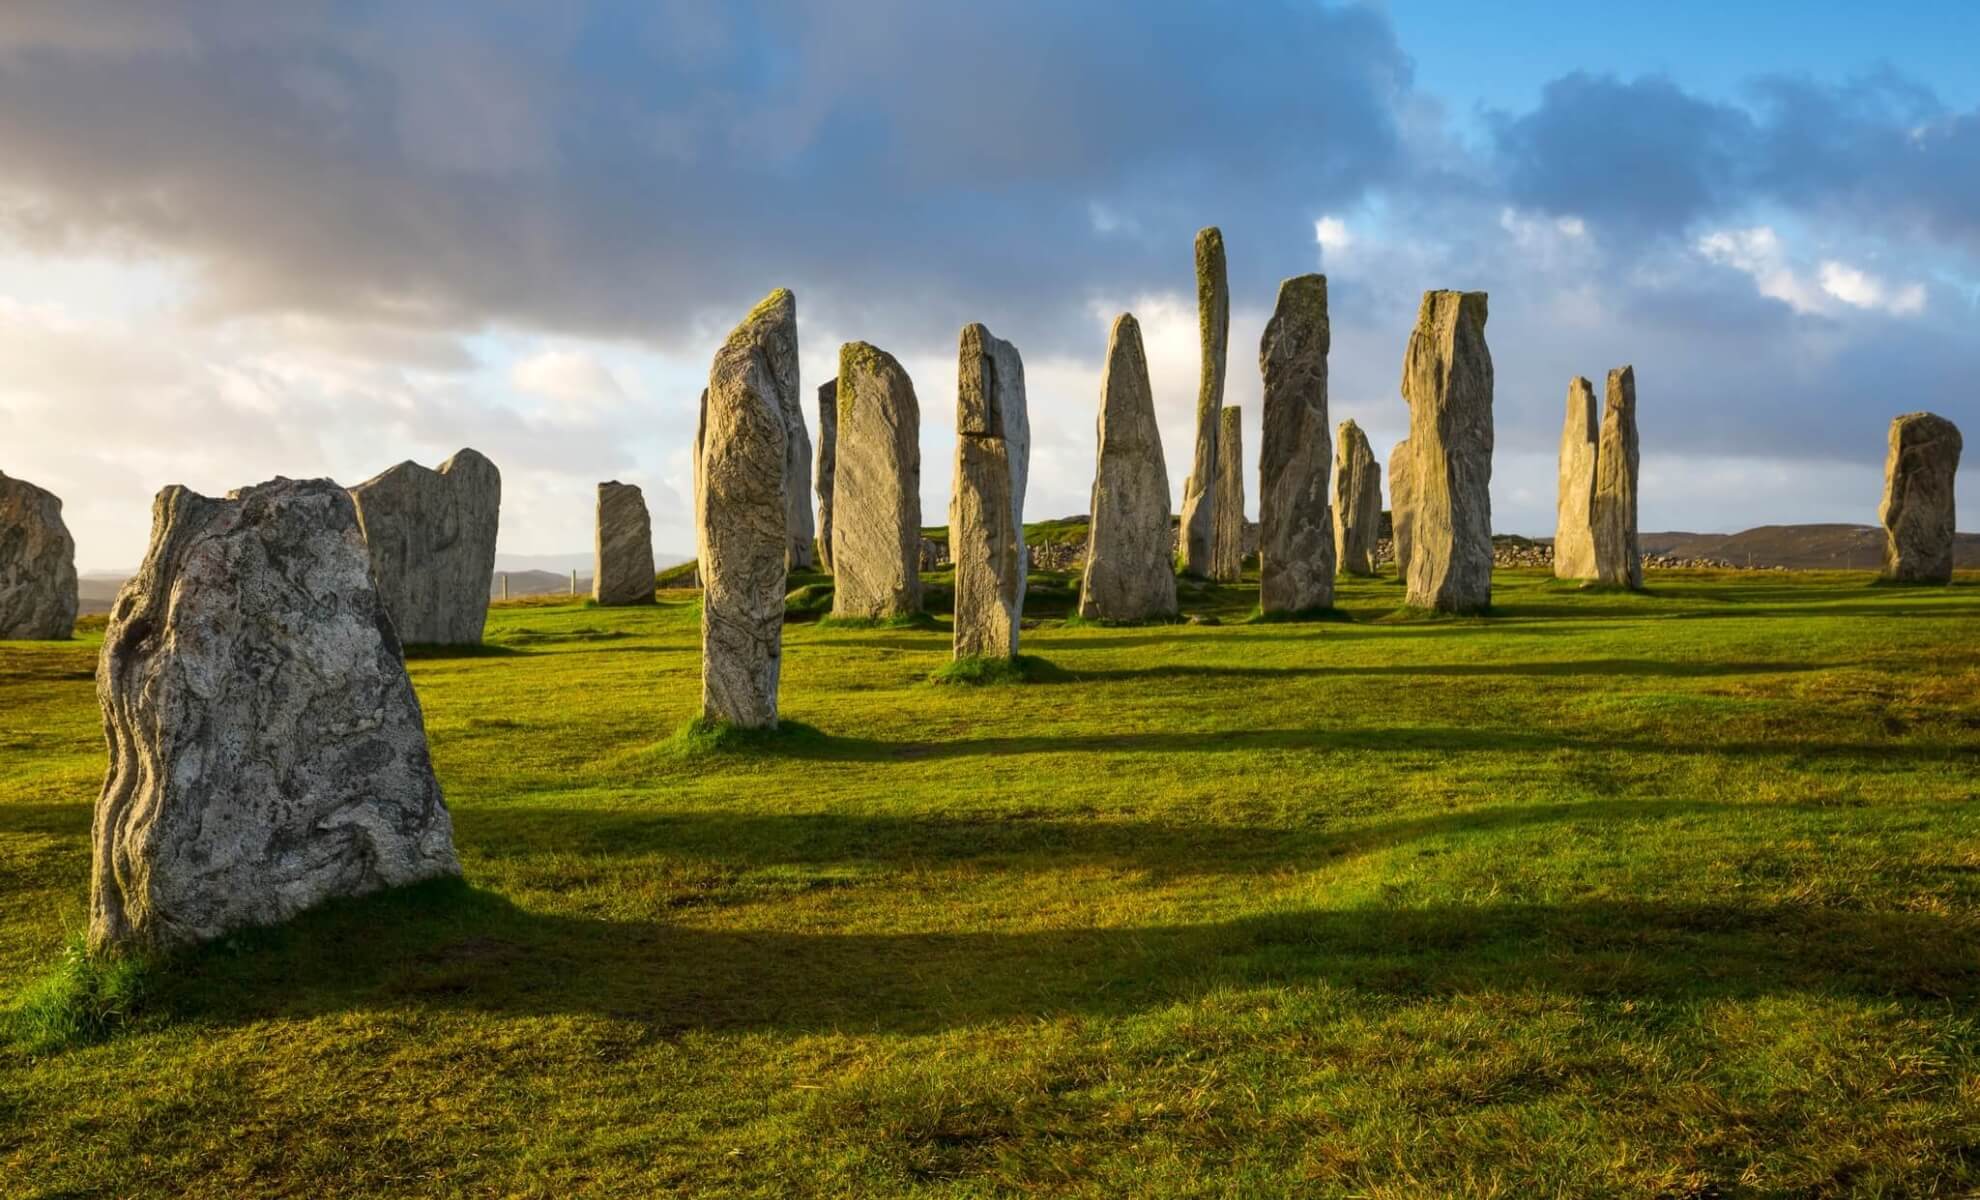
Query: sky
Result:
<box><xmin>0</xmin><ymin>1</ymin><xmax>1974</xmax><ymax>571</ymax></box>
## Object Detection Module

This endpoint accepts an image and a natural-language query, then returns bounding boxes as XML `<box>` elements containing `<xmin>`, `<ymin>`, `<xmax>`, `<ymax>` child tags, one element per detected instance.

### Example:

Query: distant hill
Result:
<box><xmin>1638</xmin><ymin>524</ymin><xmax>1980</xmax><ymax>570</ymax></box>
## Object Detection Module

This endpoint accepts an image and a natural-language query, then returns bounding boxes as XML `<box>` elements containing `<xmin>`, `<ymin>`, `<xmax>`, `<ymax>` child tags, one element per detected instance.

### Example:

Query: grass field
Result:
<box><xmin>5</xmin><ymin>567</ymin><xmax>1980</xmax><ymax>1197</ymax></box>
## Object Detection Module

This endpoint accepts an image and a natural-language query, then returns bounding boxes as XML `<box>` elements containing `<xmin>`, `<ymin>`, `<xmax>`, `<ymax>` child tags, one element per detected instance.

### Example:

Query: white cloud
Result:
<box><xmin>510</xmin><ymin>347</ymin><xmax>627</xmax><ymax>410</ymax></box>
<box><xmin>1314</xmin><ymin>216</ymin><xmax>1353</xmax><ymax>257</ymax></box>
<box><xmin>1817</xmin><ymin>260</ymin><xmax>1927</xmax><ymax>315</ymax></box>
<box><xmin>1697</xmin><ymin>226</ymin><xmax>1928</xmax><ymax>318</ymax></box>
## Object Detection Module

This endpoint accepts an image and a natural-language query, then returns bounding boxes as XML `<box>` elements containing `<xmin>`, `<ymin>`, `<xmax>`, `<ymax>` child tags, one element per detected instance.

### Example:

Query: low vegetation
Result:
<box><xmin>4</xmin><ymin>568</ymin><xmax>1979</xmax><ymax>1196</ymax></box>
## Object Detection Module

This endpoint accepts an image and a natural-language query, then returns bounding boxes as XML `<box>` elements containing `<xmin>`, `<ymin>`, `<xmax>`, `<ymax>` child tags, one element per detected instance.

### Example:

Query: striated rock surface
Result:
<box><xmin>815</xmin><ymin>379</ymin><xmax>838</xmax><ymax>572</ymax></box>
<box><xmin>699</xmin><ymin>290</ymin><xmax>794</xmax><ymax>727</ymax></box>
<box><xmin>1177</xmin><ymin>226</ymin><xmax>1229</xmax><ymax>577</ymax></box>
<box><xmin>1591</xmin><ymin>366</ymin><xmax>1642</xmax><ymax>588</ymax></box>
<box><xmin>1879</xmin><ymin>411</ymin><xmax>1963</xmax><ymax>583</ymax></box>
<box><xmin>1257</xmin><ymin>275</ymin><xmax>1334</xmax><ymax>613</ymax></box>
<box><xmin>90</xmin><ymin>477</ymin><xmax>458</xmax><ymax>953</ymax></box>
<box><xmin>1387</xmin><ymin>440</ymin><xmax>1414</xmax><ymax>582</ymax></box>
<box><xmin>348</xmin><ymin>448</ymin><xmax>501</xmax><ymax>645</ymax></box>
<box><xmin>832</xmin><ymin>342</ymin><xmax>923</xmax><ymax>619</ymax></box>
<box><xmin>1401</xmin><ymin>291</ymin><xmax>1493</xmax><ymax>613</ymax></box>
<box><xmin>771</xmin><ymin>295</ymin><xmax>814</xmax><ymax>571</ymax></box>
<box><xmin>0</xmin><ymin>470</ymin><xmax>78</xmax><ymax>639</ymax></box>
<box><xmin>950</xmin><ymin>324</ymin><xmax>1029</xmax><ymax>658</ymax></box>
<box><xmin>1080</xmin><ymin>314</ymin><xmax>1178</xmax><ymax>621</ymax></box>
<box><xmin>1211</xmin><ymin>407</ymin><xmax>1245</xmax><ymax>582</ymax></box>
<box><xmin>593</xmin><ymin>481</ymin><xmax>656</xmax><ymax>605</ymax></box>
<box><xmin>1333</xmin><ymin>419</ymin><xmax>1382</xmax><ymax>576</ymax></box>
<box><xmin>1553</xmin><ymin>376</ymin><xmax>1600</xmax><ymax>581</ymax></box>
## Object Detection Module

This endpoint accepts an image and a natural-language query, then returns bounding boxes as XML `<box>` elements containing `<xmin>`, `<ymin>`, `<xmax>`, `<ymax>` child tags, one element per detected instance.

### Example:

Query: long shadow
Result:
<box><xmin>1061</xmin><ymin>659</ymin><xmax>1822</xmax><ymax>684</ymax></box>
<box><xmin>140</xmin><ymin>879</ymin><xmax>1980</xmax><ymax>1039</ymax></box>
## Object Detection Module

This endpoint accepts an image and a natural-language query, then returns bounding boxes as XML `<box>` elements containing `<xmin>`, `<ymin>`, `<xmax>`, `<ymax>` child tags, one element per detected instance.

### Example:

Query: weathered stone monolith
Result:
<box><xmin>832</xmin><ymin>343</ymin><xmax>922</xmax><ymax>619</ymax></box>
<box><xmin>699</xmin><ymin>290</ymin><xmax>794</xmax><ymax>728</ymax></box>
<box><xmin>782</xmin><ymin>350</ymin><xmax>816</xmax><ymax>571</ymax></box>
<box><xmin>950</xmin><ymin>324</ymin><xmax>1029</xmax><ymax>659</ymax></box>
<box><xmin>1387</xmin><ymin>440</ymin><xmax>1414</xmax><ymax>580</ymax></box>
<box><xmin>1258</xmin><ymin>275</ymin><xmax>1334</xmax><ymax>613</ymax></box>
<box><xmin>1591</xmin><ymin>366</ymin><xmax>1641</xmax><ymax>588</ymax></box>
<box><xmin>348</xmin><ymin>448</ymin><xmax>501</xmax><ymax>645</ymax></box>
<box><xmin>1553</xmin><ymin>376</ymin><xmax>1600</xmax><ymax>581</ymax></box>
<box><xmin>1401</xmin><ymin>291</ymin><xmax>1493</xmax><ymax>613</ymax></box>
<box><xmin>90</xmin><ymin>477</ymin><xmax>459</xmax><ymax>953</ymax></box>
<box><xmin>1178</xmin><ymin>227</ymin><xmax>1229</xmax><ymax>577</ymax></box>
<box><xmin>1879</xmin><ymin>411</ymin><xmax>1963</xmax><ymax>583</ymax></box>
<box><xmin>1080</xmin><ymin>314</ymin><xmax>1178</xmax><ymax>621</ymax></box>
<box><xmin>593</xmin><ymin>481</ymin><xmax>656</xmax><ymax>605</ymax></box>
<box><xmin>815</xmin><ymin>379</ymin><xmax>838</xmax><ymax>572</ymax></box>
<box><xmin>1211</xmin><ymin>407</ymin><xmax>1244</xmax><ymax>582</ymax></box>
<box><xmin>1333</xmin><ymin>419</ymin><xmax>1381</xmax><ymax>576</ymax></box>
<box><xmin>0</xmin><ymin>471</ymin><xmax>78</xmax><ymax>639</ymax></box>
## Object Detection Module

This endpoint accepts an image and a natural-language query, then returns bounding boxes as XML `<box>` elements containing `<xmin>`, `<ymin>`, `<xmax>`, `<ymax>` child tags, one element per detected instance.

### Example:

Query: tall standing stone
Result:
<box><xmin>1387</xmin><ymin>440</ymin><xmax>1414</xmax><ymax>581</ymax></box>
<box><xmin>1178</xmin><ymin>226</ymin><xmax>1229</xmax><ymax>577</ymax></box>
<box><xmin>1553</xmin><ymin>376</ymin><xmax>1600</xmax><ymax>581</ymax></box>
<box><xmin>91</xmin><ymin>477</ymin><xmax>459</xmax><ymax>953</ymax></box>
<box><xmin>950</xmin><ymin>324</ymin><xmax>1029</xmax><ymax>659</ymax></box>
<box><xmin>831</xmin><ymin>343</ymin><xmax>922</xmax><ymax>619</ymax></box>
<box><xmin>1211</xmin><ymin>407</ymin><xmax>1245</xmax><ymax>582</ymax></box>
<box><xmin>1333</xmin><ymin>419</ymin><xmax>1382</xmax><ymax>576</ymax></box>
<box><xmin>1079</xmin><ymin>314</ymin><xmax>1178</xmax><ymax>621</ymax></box>
<box><xmin>0</xmin><ymin>470</ymin><xmax>78</xmax><ymax>639</ymax></box>
<box><xmin>815</xmin><ymin>379</ymin><xmax>838</xmax><ymax>572</ymax></box>
<box><xmin>699</xmin><ymin>290</ymin><xmax>794</xmax><ymax>728</ymax></box>
<box><xmin>783</xmin><ymin>358</ymin><xmax>816</xmax><ymax>571</ymax></box>
<box><xmin>348</xmin><ymin>448</ymin><xmax>500</xmax><ymax>645</ymax></box>
<box><xmin>1401</xmin><ymin>291</ymin><xmax>1493</xmax><ymax>613</ymax></box>
<box><xmin>1258</xmin><ymin>275</ymin><xmax>1334</xmax><ymax>613</ymax></box>
<box><xmin>1879</xmin><ymin>411</ymin><xmax>1963</xmax><ymax>583</ymax></box>
<box><xmin>593</xmin><ymin>481</ymin><xmax>656</xmax><ymax>605</ymax></box>
<box><xmin>1591</xmin><ymin>366</ymin><xmax>1642</xmax><ymax>588</ymax></box>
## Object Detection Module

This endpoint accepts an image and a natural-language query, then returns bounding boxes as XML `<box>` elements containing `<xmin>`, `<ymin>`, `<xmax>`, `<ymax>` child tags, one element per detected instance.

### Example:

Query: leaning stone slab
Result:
<box><xmin>593</xmin><ymin>481</ymin><xmax>656</xmax><ymax>605</ymax></box>
<box><xmin>1880</xmin><ymin>411</ymin><xmax>1963</xmax><ymax>583</ymax></box>
<box><xmin>1553</xmin><ymin>376</ymin><xmax>1600</xmax><ymax>581</ymax></box>
<box><xmin>1258</xmin><ymin>275</ymin><xmax>1334</xmax><ymax>613</ymax></box>
<box><xmin>89</xmin><ymin>477</ymin><xmax>459</xmax><ymax>953</ymax></box>
<box><xmin>700</xmin><ymin>290</ymin><xmax>794</xmax><ymax>728</ymax></box>
<box><xmin>1387</xmin><ymin>440</ymin><xmax>1414</xmax><ymax>580</ymax></box>
<box><xmin>348</xmin><ymin>448</ymin><xmax>501</xmax><ymax>645</ymax></box>
<box><xmin>832</xmin><ymin>343</ymin><xmax>923</xmax><ymax>619</ymax></box>
<box><xmin>1591</xmin><ymin>366</ymin><xmax>1641</xmax><ymax>588</ymax></box>
<box><xmin>1080</xmin><ymin>314</ymin><xmax>1178</xmax><ymax>621</ymax></box>
<box><xmin>815</xmin><ymin>378</ymin><xmax>838</xmax><ymax>572</ymax></box>
<box><xmin>1177</xmin><ymin>226</ymin><xmax>1229</xmax><ymax>577</ymax></box>
<box><xmin>1401</xmin><ymin>290</ymin><xmax>1493</xmax><ymax>613</ymax></box>
<box><xmin>950</xmin><ymin>324</ymin><xmax>1030</xmax><ymax>659</ymax></box>
<box><xmin>1211</xmin><ymin>407</ymin><xmax>1245</xmax><ymax>582</ymax></box>
<box><xmin>1333</xmin><ymin>419</ymin><xmax>1381</xmax><ymax>576</ymax></box>
<box><xmin>0</xmin><ymin>470</ymin><xmax>78</xmax><ymax>639</ymax></box>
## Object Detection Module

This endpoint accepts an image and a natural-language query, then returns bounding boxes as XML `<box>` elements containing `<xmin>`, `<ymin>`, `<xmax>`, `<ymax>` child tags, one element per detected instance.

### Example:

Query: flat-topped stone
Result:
<box><xmin>1258</xmin><ymin>275</ymin><xmax>1334</xmax><ymax>613</ymax></box>
<box><xmin>0</xmin><ymin>470</ymin><xmax>78</xmax><ymax>639</ymax></box>
<box><xmin>950</xmin><ymin>323</ymin><xmax>1029</xmax><ymax>658</ymax></box>
<box><xmin>593</xmin><ymin>481</ymin><xmax>656</xmax><ymax>605</ymax></box>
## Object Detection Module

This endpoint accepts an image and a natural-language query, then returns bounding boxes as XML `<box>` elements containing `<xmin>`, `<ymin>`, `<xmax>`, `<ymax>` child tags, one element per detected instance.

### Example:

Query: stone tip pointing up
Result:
<box><xmin>1400</xmin><ymin>290</ymin><xmax>1493</xmax><ymax>614</ymax></box>
<box><xmin>815</xmin><ymin>378</ymin><xmax>839</xmax><ymax>572</ymax></box>
<box><xmin>594</xmin><ymin>481</ymin><xmax>656</xmax><ymax>605</ymax></box>
<box><xmin>1178</xmin><ymin>226</ymin><xmax>1229</xmax><ymax>578</ymax></box>
<box><xmin>1333</xmin><ymin>419</ymin><xmax>1381</xmax><ymax>577</ymax></box>
<box><xmin>1257</xmin><ymin>274</ymin><xmax>1334</xmax><ymax>614</ymax></box>
<box><xmin>832</xmin><ymin>342</ymin><xmax>923</xmax><ymax>619</ymax></box>
<box><xmin>699</xmin><ymin>290</ymin><xmax>794</xmax><ymax>728</ymax></box>
<box><xmin>1592</xmin><ymin>365</ymin><xmax>1641</xmax><ymax>589</ymax></box>
<box><xmin>0</xmin><ymin>469</ymin><xmax>79</xmax><ymax>640</ymax></box>
<box><xmin>1210</xmin><ymin>406</ymin><xmax>1245</xmax><ymax>583</ymax></box>
<box><xmin>1080</xmin><ymin>313</ymin><xmax>1178</xmax><ymax>621</ymax></box>
<box><xmin>951</xmin><ymin>323</ymin><xmax>1030</xmax><ymax>659</ymax></box>
<box><xmin>1879</xmin><ymin>411</ymin><xmax>1963</xmax><ymax>583</ymax></box>
<box><xmin>1553</xmin><ymin>376</ymin><xmax>1600</xmax><ymax>581</ymax></box>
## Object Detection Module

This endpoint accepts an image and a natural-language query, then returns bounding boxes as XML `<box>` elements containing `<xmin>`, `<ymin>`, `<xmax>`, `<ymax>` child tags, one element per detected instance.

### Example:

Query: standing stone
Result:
<box><xmin>0</xmin><ymin>471</ymin><xmax>78</xmax><ymax>639</ymax></box>
<box><xmin>1591</xmin><ymin>366</ymin><xmax>1642</xmax><ymax>588</ymax></box>
<box><xmin>783</xmin><ymin>356</ymin><xmax>816</xmax><ymax>571</ymax></box>
<box><xmin>831</xmin><ymin>342</ymin><xmax>922</xmax><ymax>619</ymax></box>
<box><xmin>1879</xmin><ymin>411</ymin><xmax>1963</xmax><ymax>583</ymax></box>
<box><xmin>1333</xmin><ymin>419</ymin><xmax>1382</xmax><ymax>576</ymax></box>
<box><xmin>1210</xmin><ymin>407</ymin><xmax>1245</xmax><ymax>582</ymax></box>
<box><xmin>815</xmin><ymin>379</ymin><xmax>838</xmax><ymax>572</ymax></box>
<box><xmin>950</xmin><ymin>324</ymin><xmax>1029</xmax><ymax>659</ymax></box>
<box><xmin>1553</xmin><ymin>376</ymin><xmax>1600</xmax><ymax>581</ymax></box>
<box><xmin>1178</xmin><ymin>226</ymin><xmax>1229</xmax><ymax>577</ymax></box>
<box><xmin>1080</xmin><ymin>314</ymin><xmax>1178</xmax><ymax>621</ymax></box>
<box><xmin>1258</xmin><ymin>275</ymin><xmax>1334</xmax><ymax>613</ymax></box>
<box><xmin>348</xmin><ymin>448</ymin><xmax>501</xmax><ymax>645</ymax></box>
<box><xmin>90</xmin><ymin>477</ymin><xmax>459</xmax><ymax>953</ymax></box>
<box><xmin>593</xmin><ymin>481</ymin><xmax>656</xmax><ymax>605</ymax></box>
<box><xmin>700</xmin><ymin>290</ymin><xmax>794</xmax><ymax>728</ymax></box>
<box><xmin>1401</xmin><ymin>291</ymin><xmax>1493</xmax><ymax>613</ymax></box>
<box><xmin>1387</xmin><ymin>440</ymin><xmax>1414</xmax><ymax>581</ymax></box>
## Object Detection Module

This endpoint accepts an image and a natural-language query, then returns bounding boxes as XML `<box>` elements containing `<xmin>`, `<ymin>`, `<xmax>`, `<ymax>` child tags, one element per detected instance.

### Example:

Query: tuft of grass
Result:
<box><xmin>664</xmin><ymin>716</ymin><xmax>828</xmax><ymax>759</ymax></box>
<box><xmin>5</xmin><ymin>936</ymin><xmax>155</xmax><ymax>1053</ymax></box>
<box><xmin>927</xmin><ymin>654</ymin><xmax>1051</xmax><ymax>687</ymax></box>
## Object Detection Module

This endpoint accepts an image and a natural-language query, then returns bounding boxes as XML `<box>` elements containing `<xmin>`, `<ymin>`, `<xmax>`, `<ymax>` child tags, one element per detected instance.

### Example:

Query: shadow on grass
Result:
<box><xmin>402</xmin><ymin>643</ymin><xmax>532</xmax><ymax>660</ymax></box>
<box><xmin>1057</xmin><ymin>657</ymin><xmax>1825</xmax><ymax>684</ymax></box>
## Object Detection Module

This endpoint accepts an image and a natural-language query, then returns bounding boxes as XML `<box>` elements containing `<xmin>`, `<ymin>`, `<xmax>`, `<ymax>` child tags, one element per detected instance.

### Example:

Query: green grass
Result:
<box><xmin>4</xmin><ymin>568</ymin><xmax>1980</xmax><ymax>1196</ymax></box>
